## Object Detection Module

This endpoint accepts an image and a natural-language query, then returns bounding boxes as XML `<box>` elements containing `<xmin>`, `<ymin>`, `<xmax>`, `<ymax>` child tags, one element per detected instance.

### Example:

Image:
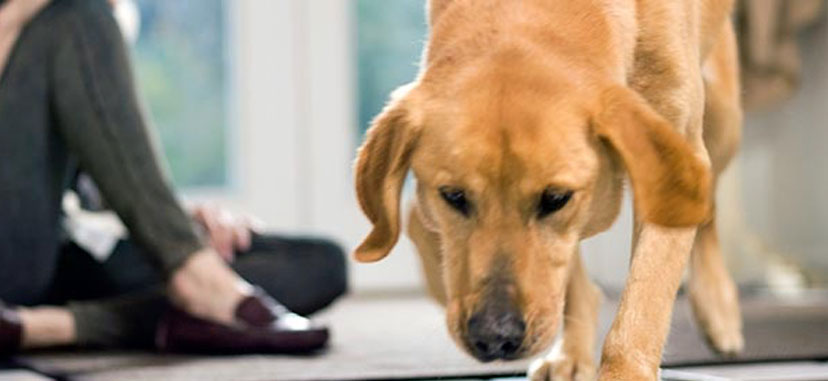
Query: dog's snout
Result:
<box><xmin>466</xmin><ymin>304</ymin><xmax>526</xmax><ymax>361</ymax></box>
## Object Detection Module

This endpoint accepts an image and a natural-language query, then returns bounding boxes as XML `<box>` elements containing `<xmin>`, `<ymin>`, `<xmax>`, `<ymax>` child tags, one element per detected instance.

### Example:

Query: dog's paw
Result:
<box><xmin>696</xmin><ymin>309</ymin><xmax>744</xmax><ymax>357</ymax></box>
<box><xmin>528</xmin><ymin>341</ymin><xmax>595</xmax><ymax>381</ymax></box>
<box><xmin>689</xmin><ymin>275</ymin><xmax>744</xmax><ymax>357</ymax></box>
<box><xmin>709</xmin><ymin>324</ymin><xmax>744</xmax><ymax>357</ymax></box>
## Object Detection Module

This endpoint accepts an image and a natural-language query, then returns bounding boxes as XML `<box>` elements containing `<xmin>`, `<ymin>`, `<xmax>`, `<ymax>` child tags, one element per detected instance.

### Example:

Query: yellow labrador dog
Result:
<box><xmin>355</xmin><ymin>0</ymin><xmax>743</xmax><ymax>379</ymax></box>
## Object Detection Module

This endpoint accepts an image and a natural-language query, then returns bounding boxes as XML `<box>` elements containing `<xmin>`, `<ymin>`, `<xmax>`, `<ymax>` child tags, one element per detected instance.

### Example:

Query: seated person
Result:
<box><xmin>0</xmin><ymin>0</ymin><xmax>346</xmax><ymax>354</ymax></box>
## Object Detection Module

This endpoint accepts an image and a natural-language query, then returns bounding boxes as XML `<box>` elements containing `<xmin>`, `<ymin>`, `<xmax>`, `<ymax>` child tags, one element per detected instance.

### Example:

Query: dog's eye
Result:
<box><xmin>439</xmin><ymin>187</ymin><xmax>470</xmax><ymax>216</ymax></box>
<box><xmin>538</xmin><ymin>189</ymin><xmax>573</xmax><ymax>218</ymax></box>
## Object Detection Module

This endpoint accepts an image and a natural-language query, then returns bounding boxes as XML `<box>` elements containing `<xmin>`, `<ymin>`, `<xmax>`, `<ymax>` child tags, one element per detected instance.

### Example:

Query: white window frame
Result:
<box><xmin>185</xmin><ymin>0</ymin><xmax>425</xmax><ymax>293</ymax></box>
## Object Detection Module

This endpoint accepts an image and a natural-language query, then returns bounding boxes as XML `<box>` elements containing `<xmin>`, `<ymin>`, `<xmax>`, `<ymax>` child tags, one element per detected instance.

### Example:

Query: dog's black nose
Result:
<box><xmin>466</xmin><ymin>305</ymin><xmax>526</xmax><ymax>361</ymax></box>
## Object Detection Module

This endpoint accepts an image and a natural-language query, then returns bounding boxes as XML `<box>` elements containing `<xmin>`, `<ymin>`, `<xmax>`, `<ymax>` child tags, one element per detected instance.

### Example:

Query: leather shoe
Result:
<box><xmin>0</xmin><ymin>302</ymin><xmax>22</xmax><ymax>357</ymax></box>
<box><xmin>156</xmin><ymin>288</ymin><xmax>329</xmax><ymax>354</ymax></box>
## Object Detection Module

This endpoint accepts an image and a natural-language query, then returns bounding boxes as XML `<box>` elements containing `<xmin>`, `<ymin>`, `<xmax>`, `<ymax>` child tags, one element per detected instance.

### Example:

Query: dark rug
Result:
<box><xmin>14</xmin><ymin>292</ymin><xmax>828</xmax><ymax>381</ymax></box>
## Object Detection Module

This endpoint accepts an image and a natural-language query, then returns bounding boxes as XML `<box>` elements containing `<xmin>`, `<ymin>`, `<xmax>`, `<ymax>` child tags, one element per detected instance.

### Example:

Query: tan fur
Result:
<box><xmin>355</xmin><ymin>0</ymin><xmax>743</xmax><ymax>379</ymax></box>
<box><xmin>529</xmin><ymin>253</ymin><xmax>602</xmax><ymax>381</ymax></box>
<box><xmin>408</xmin><ymin>203</ymin><xmax>448</xmax><ymax>305</ymax></box>
<box><xmin>689</xmin><ymin>21</ymin><xmax>745</xmax><ymax>357</ymax></box>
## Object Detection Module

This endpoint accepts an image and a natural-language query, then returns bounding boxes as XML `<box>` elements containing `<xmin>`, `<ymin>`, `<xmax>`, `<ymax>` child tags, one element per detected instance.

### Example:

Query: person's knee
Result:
<box><xmin>235</xmin><ymin>235</ymin><xmax>349</xmax><ymax>314</ymax></box>
<box><xmin>36</xmin><ymin>0</ymin><xmax>115</xmax><ymax>38</ymax></box>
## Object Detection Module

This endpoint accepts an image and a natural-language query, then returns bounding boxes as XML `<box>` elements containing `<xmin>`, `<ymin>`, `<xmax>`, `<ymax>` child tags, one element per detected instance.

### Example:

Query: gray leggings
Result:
<box><xmin>0</xmin><ymin>0</ymin><xmax>346</xmax><ymax>348</ymax></box>
<box><xmin>1</xmin><ymin>0</ymin><xmax>200</xmax><ymax>303</ymax></box>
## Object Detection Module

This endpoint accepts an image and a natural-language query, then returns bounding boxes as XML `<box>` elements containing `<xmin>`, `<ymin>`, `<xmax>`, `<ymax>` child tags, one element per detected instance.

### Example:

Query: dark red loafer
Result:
<box><xmin>156</xmin><ymin>288</ymin><xmax>329</xmax><ymax>354</ymax></box>
<box><xmin>0</xmin><ymin>302</ymin><xmax>23</xmax><ymax>357</ymax></box>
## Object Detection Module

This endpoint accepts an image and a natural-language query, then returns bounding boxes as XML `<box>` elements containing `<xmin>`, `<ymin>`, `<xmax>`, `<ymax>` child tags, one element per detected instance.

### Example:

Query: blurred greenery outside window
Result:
<box><xmin>133</xmin><ymin>0</ymin><xmax>230</xmax><ymax>188</ymax></box>
<box><xmin>355</xmin><ymin>0</ymin><xmax>427</xmax><ymax>136</ymax></box>
<box><xmin>133</xmin><ymin>0</ymin><xmax>423</xmax><ymax>187</ymax></box>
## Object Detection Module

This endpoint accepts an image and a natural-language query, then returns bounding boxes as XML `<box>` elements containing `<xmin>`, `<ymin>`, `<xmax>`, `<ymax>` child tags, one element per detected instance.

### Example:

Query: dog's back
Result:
<box><xmin>425</xmin><ymin>0</ymin><xmax>735</xmax><ymax>84</ymax></box>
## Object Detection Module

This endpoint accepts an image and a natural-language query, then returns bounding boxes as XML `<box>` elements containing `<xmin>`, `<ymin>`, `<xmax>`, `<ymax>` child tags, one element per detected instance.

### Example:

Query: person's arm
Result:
<box><xmin>0</xmin><ymin>0</ymin><xmax>50</xmax><ymax>76</ymax></box>
<box><xmin>48</xmin><ymin>0</ymin><xmax>203</xmax><ymax>275</ymax></box>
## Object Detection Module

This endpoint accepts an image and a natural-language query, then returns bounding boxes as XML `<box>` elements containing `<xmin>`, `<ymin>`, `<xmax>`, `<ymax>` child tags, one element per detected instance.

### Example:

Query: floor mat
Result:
<box><xmin>15</xmin><ymin>292</ymin><xmax>828</xmax><ymax>381</ymax></box>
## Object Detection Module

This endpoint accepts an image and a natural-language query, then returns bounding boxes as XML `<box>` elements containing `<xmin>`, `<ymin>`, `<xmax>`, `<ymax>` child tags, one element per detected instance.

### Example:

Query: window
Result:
<box><xmin>355</xmin><ymin>0</ymin><xmax>427</xmax><ymax>135</ymax></box>
<box><xmin>350</xmin><ymin>1</ymin><xmax>430</xmax><ymax>291</ymax></box>
<box><xmin>133</xmin><ymin>0</ymin><xmax>230</xmax><ymax>188</ymax></box>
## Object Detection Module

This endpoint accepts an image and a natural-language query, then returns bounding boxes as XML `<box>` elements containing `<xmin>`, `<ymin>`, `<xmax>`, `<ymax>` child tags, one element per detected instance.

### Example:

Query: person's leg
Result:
<box><xmin>232</xmin><ymin>235</ymin><xmax>348</xmax><ymax>316</ymax></box>
<box><xmin>40</xmin><ymin>0</ymin><xmax>248</xmax><ymax>324</ymax></box>
<box><xmin>16</xmin><ymin>289</ymin><xmax>167</xmax><ymax>350</ymax></box>
<box><xmin>16</xmin><ymin>307</ymin><xmax>75</xmax><ymax>349</ymax></box>
<box><xmin>68</xmin><ymin>289</ymin><xmax>167</xmax><ymax>349</ymax></box>
<box><xmin>16</xmin><ymin>241</ymin><xmax>165</xmax><ymax>350</ymax></box>
<box><xmin>47</xmin><ymin>241</ymin><xmax>163</xmax><ymax>303</ymax></box>
<box><xmin>38</xmin><ymin>235</ymin><xmax>345</xmax><ymax>348</ymax></box>
<box><xmin>72</xmin><ymin>234</ymin><xmax>350</xmax><ymax>316</ymax></box>
<box><xmin>0</xmin><ymin>0</ymin><xmax>165</xmax><ymax>348</ymax></box>
<box><xmin>0</xmin><ymin>0</ymin><xmax>71</xmax><ymax>306</ymax></box>
<box><xmin>3</xmin><ymin>0</ymin><xmax>327</xmax><ymax>352</ymax></box>
<box><xmin>46</xmin><ymin>0</ymin><xmax>200</xmax><ymax>275</ymax></box>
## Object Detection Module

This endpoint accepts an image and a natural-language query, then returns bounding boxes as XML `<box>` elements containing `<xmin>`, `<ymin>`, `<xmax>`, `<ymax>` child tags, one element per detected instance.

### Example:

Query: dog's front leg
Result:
<box><xmin>529</xmin><ymin>252</ymin><xmax>602</xmax><ymax>381</ymax></box>
<box><xmin>597</xmin><ymin>224</ymin><xmax>696</xmax><ymax>380</ymax></box>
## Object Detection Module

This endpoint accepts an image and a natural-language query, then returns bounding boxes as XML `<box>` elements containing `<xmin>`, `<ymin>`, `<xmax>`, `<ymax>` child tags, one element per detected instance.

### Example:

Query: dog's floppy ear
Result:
<box><xmin>354</xmin><ymin>86</ymin><xmax>421</xmax><ymax>262</ymax></box>
<box><xmin>593</xmin><ymin>85</ymin><xmax>712</xmax><ymax>226</ymax></box>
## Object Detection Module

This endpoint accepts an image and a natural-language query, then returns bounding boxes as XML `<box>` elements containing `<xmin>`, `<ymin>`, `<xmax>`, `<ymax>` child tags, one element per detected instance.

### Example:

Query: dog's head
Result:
<box><xmin>354</xmin><ymin>52</ymin><xmax>710</xmax><ymax>362</ymax></box>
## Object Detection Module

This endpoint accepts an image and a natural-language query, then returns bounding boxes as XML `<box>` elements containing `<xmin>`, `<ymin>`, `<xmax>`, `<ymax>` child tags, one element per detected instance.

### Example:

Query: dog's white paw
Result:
<box><xmin>709</xmin><ymin>324</ymin><xmax>744</xmax><ymax>356</ymax></box>
<box><xmin>695</xmin><ymin>305</ymin><xmax>744</xmax><ymax>357</ymax></box>
<box><xmin>689</xmin><ymin>276</ymin><xmax>744</xmax><ymax>357</ymax></box>
<box><xmin>528</xmin><ymin>341</ymin><xmax>595</xmax><ymax>381</ymax></box>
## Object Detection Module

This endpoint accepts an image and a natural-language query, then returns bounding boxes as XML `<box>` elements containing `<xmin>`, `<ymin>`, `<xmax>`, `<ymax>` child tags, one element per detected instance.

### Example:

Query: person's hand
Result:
<box><xmin>191</xmin><ymin>204</ymin><xmax>262</xmax><ymax>262</ymax></box>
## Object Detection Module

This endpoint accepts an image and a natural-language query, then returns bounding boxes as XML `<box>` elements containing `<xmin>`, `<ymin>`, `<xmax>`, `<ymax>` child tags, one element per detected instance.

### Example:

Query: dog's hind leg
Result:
<box><xmin>689</xmin><ymin>219</ymin><xmax>744</xmax><ymax>356</ymax></box>
<box><xmin>529</xmin><ymin>252</ymin><xmax>601</xmax><ymax>381</ymax></box>
<box><xmin>408</xmin><ymin>202</ymin><xmax>448</xmax><ymax>305</ymax></box>
<box><xmin>689</xmin><ymin>20</ymin><xmax>744</xmax><ymax>357</ymax></box>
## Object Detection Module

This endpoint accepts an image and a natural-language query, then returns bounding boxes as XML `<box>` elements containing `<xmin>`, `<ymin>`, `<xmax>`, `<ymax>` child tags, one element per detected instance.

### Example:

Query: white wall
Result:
<box><xmin>729</xmin><ymin>18</ymin><xmax>828</xmax><ymax>284</ymax></box>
